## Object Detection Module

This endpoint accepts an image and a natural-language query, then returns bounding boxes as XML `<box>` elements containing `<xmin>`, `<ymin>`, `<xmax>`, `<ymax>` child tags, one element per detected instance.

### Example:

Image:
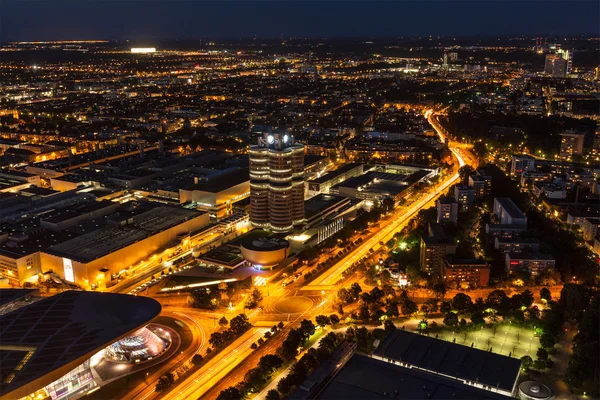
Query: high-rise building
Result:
<box><xmin>420</xmin><ymin>223</ymin><xmax>456</xmax><ymax>278</ymax></box>
<box><xmin>560</xmin><ymin>130</ymin><xmax>585</xmax><ymax>159</ymax></box>
<box><xmin>436</xmin><ymin>198</ymin><xmax>458</xmax><ymax>224</ymax></box>
<box><xmin>453</xmin><ymin>184</ymin><xmax>474</xmax><ymax>212</ymax></box>
<box><xmin>249</xmin><ymin>132</ymin><xmax>305</xmax><ymax>233</ymax></box>
<box><xmin>592</xmin><ymin>127</ymin><xmax>600</xmax><ymax>157</ymax></box>
<box><xmin>544</xmin><ymin>54</ymin><xmax>567</xmax><ymax>77</ymax></box>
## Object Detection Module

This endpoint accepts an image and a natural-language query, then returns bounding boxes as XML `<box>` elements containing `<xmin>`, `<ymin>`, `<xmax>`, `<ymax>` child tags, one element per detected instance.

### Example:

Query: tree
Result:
<box><xmin>520</xmin><ymin>290</ymin><xmax>535</xmax><ymax>308</ymax></box>
<box><xmin>191</xmin><ymin>354</ymin><xmax>204</xmax><ymax>366</ymax></box>
<box><xmin>470</xmin><ymin>311</ymin><xmax>485</xmax><ymax>326</ymax></box>
<box><xmin>433</xmin><ymin>283</ymin><xmax>447</xmax><ymax>299</ymax></box>
<box><xmin>421</xmin><ymin>298</ymin><xmax>439</xmax><ymax>315</ymax></box>
<box><xmin>540</xmin><ymin>287</ymin><xmax>552</xmax><ymax>302</ymax></box>
<box><xmin>258</xmin><ymin>354</ymin><xmax>284</xmax><ymax>373</ymax></box>
<box><xmin>245</xmin><ymin>287</ymin><xmax>264</xmax><ymax>309</ymax></box>
<box><xmin>358</xmin><ymin>302</ymin><xmax>371</xmax><ymax>321</ymax></box>
<box><xmin>452</xmin><ymin>293</ymin><xmax>473</xmax><ymax>313</ymax></box>
<box><xmin>350</xmin><ymin>283</ymin><xmax>363</xmax><ymax>299</ymax></box>
<box><xmin>218</xmin><ymin>316</ymin><xmax>228</xmax><ymax>328</ymax></box>
<box><xmin>278</xmin><ymin>321</ymin><xmax>284</xmax><ymax>330</ymax></box>
<box><xmin>401</xmin><ymin>299</ymin><xmax>418</xmax><ymax>316</ymax></box>
<box><xmin>459</xmin><ymin>318</ymin><xmax>468</xmax><ymax>328</ymax></box>
<box><xmin>540</xmin><ymin>333</ymin><xmax>556</xmax><ymax>349</ymax></box>
<box><xmin>155</xmin><ymin>373</ymin><xmax>175</xmax><ymax>392</ymax></box>
<box><xmin>299</xmin><ymin>319</ymin><xmax>316</xmax><ymax>339</ymax></box>
<box><xmin>337</xmin><ymin>288</ymin><xmax>354</xmax><ymax>304</ymax></box>
<box><xmin>440</xmin><ymin>301</ymin><xmax>452</xmax><ymax>314</ymax></box>
<box><xmin>230</xmin><ymin>314</ymin><xmax>252</xmax><ymax>336</ymax></box>
<box><xmin>315</xmin><ymin>315</ymin><xmax>330</xmax><ymax>328</ymax></box>
<box><xmin>250</xmin><ymin>342</ymin><xmax>258</xmax><ymax>349</ymax></box>
<box><xmin>486</xmin><ymin>290</ymin><xmax>509</xmax><ymax>312</ymax></box>
<box><xmin>443</xmin><ymin>312</ymin><xmax>459</xmax><ymax>327</ymax></box>
<box><xmin>337</xmin><ymin>303</ymin><xmax>344</xmax><ymax>315</ymax></box>
<box><xmin>216</xmin><ymin>387</ymin><xmax>243</xmax><ymax>400</ymax></box>
<box><xmin>385</xmin><ymin>301</ymin><xmax>399</xmax><ymax>318</ymax></box>
<box><xmin>265</xmin><ymin>390</ymin><xmax>280</xmax><ymax>400</ymax></box>
<box><xmin>384</xmin><ymin>319</ymin><xmax>396</xmax><ymax>333</ymax></box>
<box><xmin>536</xmin><ymin>347</ymin><xmax>549</xmax><ymax>361</ymax></box>
<box><xmin>188</xmin><ymin>288</ymin><xmax>219</xmax><ymax>310</ymax></box>
<box><xmin>329</xmin><ymin>314</ymin><xmax>340</xmax><ymax>325</ymax></box>
<box><xmin>521</xmin><ymin>355</ymin><xmax>533</xmax><ymax>371</ymax></box>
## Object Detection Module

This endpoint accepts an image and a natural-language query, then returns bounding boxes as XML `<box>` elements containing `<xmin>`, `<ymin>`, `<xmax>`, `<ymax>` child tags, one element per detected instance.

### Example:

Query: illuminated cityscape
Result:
<box><xmin>0</xmin><ymin>2</ymin><xmax>598</xmax><ymax>400</ymax></box>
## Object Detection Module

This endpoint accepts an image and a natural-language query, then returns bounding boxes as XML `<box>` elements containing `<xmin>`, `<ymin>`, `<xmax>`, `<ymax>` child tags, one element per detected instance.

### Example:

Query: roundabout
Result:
<box><xmin>273</xmin><ymin>296</ymin><xmax>314</xmax><ymax>314</ymax></box>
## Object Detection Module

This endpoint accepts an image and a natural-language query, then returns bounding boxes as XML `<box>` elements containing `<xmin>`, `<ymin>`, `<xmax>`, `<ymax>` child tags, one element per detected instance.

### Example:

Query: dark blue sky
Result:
<box><xmin>2</xmin><ymin>1</ymin><xmax>598</xmax><ymax>41</ymax></box>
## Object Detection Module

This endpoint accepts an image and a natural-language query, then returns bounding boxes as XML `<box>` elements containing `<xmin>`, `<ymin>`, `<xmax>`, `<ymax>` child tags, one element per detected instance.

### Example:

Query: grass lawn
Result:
<box><xmin>431</xmin><ymin>323</ymin><xmax>538</xmax><ymax>359</ymax></box>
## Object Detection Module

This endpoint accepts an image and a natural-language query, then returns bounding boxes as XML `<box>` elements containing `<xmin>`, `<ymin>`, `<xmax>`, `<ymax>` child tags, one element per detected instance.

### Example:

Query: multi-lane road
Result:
<box><xmin>123</xmin><ymin>109</ymin><xmax>476</xmax><ymax>399</ymax></box>
<box><xmin>304</xmin><ymin>110</ymin><xmax>467</xmax><ymax>290</ymax></box>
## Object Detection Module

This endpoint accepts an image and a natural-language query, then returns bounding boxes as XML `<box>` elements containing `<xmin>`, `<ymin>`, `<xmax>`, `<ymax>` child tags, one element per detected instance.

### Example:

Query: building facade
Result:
<box><xmin>249</xmin><ymin>133</ymin><xmax>305</xmax><ymax>233</ymax></box>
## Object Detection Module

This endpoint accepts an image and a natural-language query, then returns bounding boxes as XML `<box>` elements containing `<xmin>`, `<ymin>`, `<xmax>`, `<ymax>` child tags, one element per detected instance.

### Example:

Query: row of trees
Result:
<box><xmin>208</xmin><ymin>314</ymin><xmax>252</xmax><ymax>350</ymax></box>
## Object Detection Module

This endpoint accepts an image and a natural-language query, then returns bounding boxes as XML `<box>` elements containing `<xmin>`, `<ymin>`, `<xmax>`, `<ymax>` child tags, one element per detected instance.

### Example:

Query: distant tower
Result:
<box><xmin>442</xmin><ymin>52</ymin><xmax>448</xmax><ymax>69</ymax></box>
<box><xmin>249</xmin><ymin>133</ymin><xmax>305</xmax><ymax>233</ymax></box>
<box><xmin>280</xmin><ymin>33</ymin><xmax>284</xmax><ymax>43</ymax></box>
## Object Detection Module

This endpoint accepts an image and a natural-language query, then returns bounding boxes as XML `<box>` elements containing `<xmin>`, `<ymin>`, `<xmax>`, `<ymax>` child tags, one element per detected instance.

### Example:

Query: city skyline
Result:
<box><xmin>2</xmin><ymin>1</ymin><xmax>600</xmax><ymax>41</ymax></box>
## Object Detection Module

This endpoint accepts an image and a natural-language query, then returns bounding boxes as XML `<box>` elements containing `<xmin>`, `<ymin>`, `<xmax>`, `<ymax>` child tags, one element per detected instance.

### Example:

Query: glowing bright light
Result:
<box><xmin>267</xmin><ymin>135</ymin><xmax>274</xmax><ymax>144</ymax></box>
<box><xmin>131</xmin><ymin>47</ymin><xmax>156</xmax><ymax>53</ymax></box>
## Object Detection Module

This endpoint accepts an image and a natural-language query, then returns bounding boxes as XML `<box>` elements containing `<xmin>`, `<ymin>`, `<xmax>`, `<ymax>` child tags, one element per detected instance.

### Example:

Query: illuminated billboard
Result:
<box><xmin>63</xmin><ymin>258</ymin><xmax>74</xmax><ymax>282</ymax></box>
<box><xmin>130</xmin><ymin>48</ymin><xmax>156</xmax><ymax>54</ymax></box>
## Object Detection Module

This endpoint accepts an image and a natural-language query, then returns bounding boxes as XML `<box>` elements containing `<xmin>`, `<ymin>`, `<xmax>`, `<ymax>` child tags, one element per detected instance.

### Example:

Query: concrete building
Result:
<box><xmin>493</xmin><ymin>197</ymin><xmax>527</xmax><ymax>227</ymax></box>
<box><xmin>560</xmin><ymin>130</ymin><xmax>585</xmax><ymax>159</ymax></box>
<box><xmin>494</xmin><ymin>237</ymin><xmax>541</xmax><ymax>253</ymax></box>
<box><xmin>249</xmin><ymin>132</ymin><xmax>305</xmax><ymax>233</ymax></box>
<box><xmin>454</xmin><ymin>184</ymin><xmax>474</xmax><ymax>211</ymax></box>
<box><xmin>544</xmin><ymin>54</ymin><xmax>567</xmax><ymax>77</ymax></box>
<box><xmin>306</xmin><ymin>163</ymin><xmax>364</xmax><ymax>197</ymax></box>
<box><xmin>582</xmin><ymin>218</ymin><xmax>600</xmax><ymax>242</ymax></box>
<box><xmin>442</xmin><ymin>257</ymin><xmax>490</xmax><ymax>288</ymax></box>
<box><xmin>179</xmin><ymin>167</ymin><xmax>250</xmax><ymax>219</ymax></box>
<box><xmin>468</xmin><ymin>170</ymin><xmax>491</xmax><ymax>198</ymax></box>
<box><xmin>436</xmin><ymin>198</ymin><xmax>458</xmax><ymax>223</ymax></box>
<box><xmin>419</xmin><ymin>223</ymin><xmax>456</xmax><ymax>278</ymax></box>
<box><xmin>41</xmin><ymin>206</ymin><xmax>209</xmax><ymax>289</ymax></box>
<box><xmin>510</xmin><ymin>155</ymin><xmax>536</xmax><ymax>176</ymax></box>
<box><xmin>505</xmin><ymin>252</ymin><xmax>556</xmax><ymax>276</ymax></box>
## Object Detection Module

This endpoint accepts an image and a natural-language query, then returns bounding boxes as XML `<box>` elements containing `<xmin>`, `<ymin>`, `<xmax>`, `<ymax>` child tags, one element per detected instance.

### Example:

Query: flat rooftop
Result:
<box><xmin>316</xmin><ymin>354</ymin><xmax>512</xmax><ymax>400</ymax></box>
<box><xmin>374</xmin><ymin>330</ymin><xmax>521</xmax><ymax>394</ymax></box>
<box><xmin>46</xmin><ymin>206</ymin><xmax>203</xmax><ymax>263</ymax></box>
<box><xmin>304</xmin><ymin>194</ymin><xmax>349</xmax><ymax>218</ymax></box>
<box><xmin>308</xmin><ymin>163</ymin><xmax>362</xmax><ymax>184</ymax></box>
<box><xmin>0</xmin><ymin>291</ymin><xmax>161</xmax><ymax>399</ymax></box>
<box><xmin>495</xmin><ymin>198</ymin><xmax>526</xmax><ymax>219</ymax></box>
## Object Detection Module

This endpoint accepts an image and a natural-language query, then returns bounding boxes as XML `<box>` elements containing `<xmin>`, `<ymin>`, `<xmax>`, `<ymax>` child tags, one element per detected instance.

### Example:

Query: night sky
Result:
<box><xmin>2</xmin><ymin>1</ymin><xmax>598</xmax><ymax>41</ymax></box>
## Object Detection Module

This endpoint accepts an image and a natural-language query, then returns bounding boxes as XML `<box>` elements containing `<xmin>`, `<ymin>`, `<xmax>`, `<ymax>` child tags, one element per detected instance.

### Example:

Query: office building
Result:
<box><xmin>505</xmin><ymin>252</ymin><xmax>556</xmax><ymax>276</ymax></box>
<box><xmin>420</xmin><ymin>223</ymin><xmax>456</xmax><ymax>278</ymax></box>
<box><xmin>544</xmin><ymin>54</ymin><xmax>567</xmax><ymax>77</ymax></box>
<box><xmin>560</xmin><ymin>130</ymin><xmax>585</xmax><ymax>159</ymax></box>
<box><xmin>436</xmin><ymin>198</ymin><xmax>458</xmax><ymax>223</ymax></box>
<box><xmin>454</xmin><ymin>184</ymin><xmax>474</xmax><ymax>211</ymax></box>
<box><xmin>249</xmin><ymin>132</ymin><xmax>305</xmax><ymax>233</ymax></box>
<box><xmin>442</xmin><ymin>257</ymin><xmax>490</xmax><ymax>288</ymax></box>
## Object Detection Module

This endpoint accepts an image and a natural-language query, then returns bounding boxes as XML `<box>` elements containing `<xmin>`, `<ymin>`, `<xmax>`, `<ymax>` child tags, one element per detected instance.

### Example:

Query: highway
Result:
<box><xmin>164</xmin><ymin>328</ymin><xmax>270</xmax><ymax>400</ymax></box>
<box><xmin>118</xmin><ymin>311</ymin><xmax>208</xmax><ymax>400</ymax></box>
<box><xmin>305</xmin><ymin>110</ymin><xmax>466</xmax><ymax>289</ymax></box>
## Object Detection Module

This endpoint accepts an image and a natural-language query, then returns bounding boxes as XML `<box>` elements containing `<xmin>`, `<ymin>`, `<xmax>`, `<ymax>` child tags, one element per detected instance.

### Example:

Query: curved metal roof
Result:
<box><xmin>0</xmin><ymin>290</ymin><xmax>161</xmax><ymax>399</ymax></box>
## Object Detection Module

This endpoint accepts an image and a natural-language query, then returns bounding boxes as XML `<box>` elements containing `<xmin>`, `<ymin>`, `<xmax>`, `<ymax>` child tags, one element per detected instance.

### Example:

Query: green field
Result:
<box><xmin>432</xmin><ymin>323</ymin><xmax>538</xmax><ymax>359</ymax></box>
